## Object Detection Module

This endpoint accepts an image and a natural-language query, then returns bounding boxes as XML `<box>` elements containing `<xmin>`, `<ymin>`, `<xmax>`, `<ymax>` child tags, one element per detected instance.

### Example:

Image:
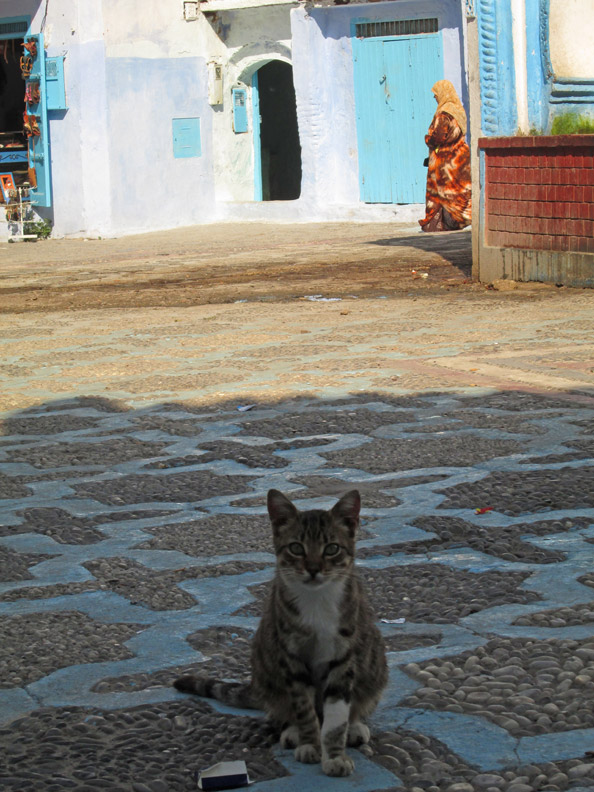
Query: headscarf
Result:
<box><xmin>432</xmin><ymin>80</ymin><xmax>467</xmax><ymax>135</ymax></box>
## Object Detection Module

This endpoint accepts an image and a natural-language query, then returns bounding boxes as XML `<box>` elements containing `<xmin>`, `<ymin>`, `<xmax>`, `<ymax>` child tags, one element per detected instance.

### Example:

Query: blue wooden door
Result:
<box><xmin>353</xmin><ymin>28</ymin><xmax>443</xmax><ymax>203</ymax></box>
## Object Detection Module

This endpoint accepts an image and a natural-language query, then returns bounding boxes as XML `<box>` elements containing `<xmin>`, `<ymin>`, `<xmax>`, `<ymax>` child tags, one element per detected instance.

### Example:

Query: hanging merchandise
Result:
<box><xmin>23</xmin><ymin>112</ymin><xmax>41</xmax><ymax>138</ymax></box>
<box><xmin>22</xmin><ymin>40</ymin><xmax>37</xmax><ymax>59</ymax></box>
<box><xmin>20</xmin><ymin>55</ymin><xmax>33</xmax><ymax>78</ymax></box>
<box><xmin>5</xmin><ymin>203</ymin><xmax>20</xmax><ymax>222</ymax></box>
<box><xmin>28</xmin><ymin>165</ymin><xmax>38</xmax><ymax>189</ymax></box>
<box><xmin>25</xmin><ymin>82</ymin><xmax>41</xmax><ymax>106</ymax></box>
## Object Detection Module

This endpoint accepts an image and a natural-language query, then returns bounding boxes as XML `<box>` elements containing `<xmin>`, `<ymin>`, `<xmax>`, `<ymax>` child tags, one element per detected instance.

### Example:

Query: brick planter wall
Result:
<box><xmin>477</xmin><ymin>135</ymin><xmax>594</xmax><ymax>287</ymax></box>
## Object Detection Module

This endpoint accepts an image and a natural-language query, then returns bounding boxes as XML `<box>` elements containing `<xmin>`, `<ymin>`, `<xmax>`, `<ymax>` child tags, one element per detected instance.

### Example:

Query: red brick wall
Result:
<box><xmin>479</xmin><ymin>135</ymin><xmax>594</xmax><ymax>254</ymax></box>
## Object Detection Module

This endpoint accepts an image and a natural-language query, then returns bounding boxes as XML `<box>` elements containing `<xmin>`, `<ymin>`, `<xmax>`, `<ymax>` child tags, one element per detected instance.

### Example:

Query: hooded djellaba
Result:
<box><xmin>419</xmin><ymin>79</ymin><xmax>472</xmax><ymax>232</ymax></box>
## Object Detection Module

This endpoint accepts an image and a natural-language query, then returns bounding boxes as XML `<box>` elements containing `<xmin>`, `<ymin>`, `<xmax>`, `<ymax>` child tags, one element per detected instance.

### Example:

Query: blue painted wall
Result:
<box><xmin>105</xmin><ymin>56</ymin><xmax>216</xmax><ymax>234</ymax></box>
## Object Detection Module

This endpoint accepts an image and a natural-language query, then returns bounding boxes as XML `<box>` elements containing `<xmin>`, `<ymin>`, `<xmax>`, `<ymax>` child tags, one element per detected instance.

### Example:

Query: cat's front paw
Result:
<box><xmin>322</xmin><ymin>754</ymin><xmax>355</xmax><ymax>777</ymax></box>
<box><xmin>294</xmin><ymin>743</ymin><xmax>321</xmax><ymax>764</ymax></box>
<box><xmin>347</xmin><ymin>721</ymin><xmax>370</xmax><ymax>746</ymax></box>
<box><xmin>280</xmin><ymin>725</ymin><xmax>299</xmax><ymax>749</ymax></box>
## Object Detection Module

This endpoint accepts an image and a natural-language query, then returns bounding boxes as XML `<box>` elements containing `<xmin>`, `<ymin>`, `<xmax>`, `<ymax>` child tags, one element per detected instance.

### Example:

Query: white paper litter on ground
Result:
<box><xmin>198</xmin><ymin>760</ymin><xmax>252</xmax><ymax>790</ymax></box>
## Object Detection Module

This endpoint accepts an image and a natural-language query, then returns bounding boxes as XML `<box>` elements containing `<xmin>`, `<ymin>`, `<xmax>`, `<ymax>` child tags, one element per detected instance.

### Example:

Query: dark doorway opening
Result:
<box><xmin>257</xmin><ymin>60</ymin><xmax>302</xmax><ymax>201</ymax></box>
<box><xmin>0</xmin><ymin>38</ymin><xmax>27</xmax><ymax>166</ymax></box>
<box><xmin>0</xmin><ymin>38</ymin><xmax>25</xmax><ymax>134</ymax></box>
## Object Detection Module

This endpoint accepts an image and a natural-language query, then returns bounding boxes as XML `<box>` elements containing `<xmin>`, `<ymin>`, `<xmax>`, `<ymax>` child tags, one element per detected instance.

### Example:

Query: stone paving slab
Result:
<box><xmin>1</xmin><ymin>225</ymin><xmax>594</xmax><ymax>791</ymax></box>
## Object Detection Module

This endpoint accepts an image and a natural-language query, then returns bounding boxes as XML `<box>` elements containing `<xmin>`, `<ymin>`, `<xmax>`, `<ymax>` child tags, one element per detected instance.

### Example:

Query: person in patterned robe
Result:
<box><xmin>419</xmin><ymin>79</ymin><xmax>472</xmax><ymax>232</ymax></box>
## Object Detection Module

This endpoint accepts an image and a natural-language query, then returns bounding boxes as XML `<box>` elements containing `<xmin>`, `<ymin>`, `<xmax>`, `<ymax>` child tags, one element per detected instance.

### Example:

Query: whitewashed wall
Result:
<box><xmin>549</xmin><ymin>0</ymin><xmax>594</xmax><ymax>79</ymax></box>
<box><xmin>212</xmin><ymin>0</ymin><xmax>466</xmax><ymax>222</ymax></box>
<box><xmin>289</xmin><ymin>0</ymin><xmax>465</xmax><ymax>218</ymax></box>
<box><xmin>3</xmin><ymin>0</ymin><xmax>467</xmax><ymax>236</ymax></box>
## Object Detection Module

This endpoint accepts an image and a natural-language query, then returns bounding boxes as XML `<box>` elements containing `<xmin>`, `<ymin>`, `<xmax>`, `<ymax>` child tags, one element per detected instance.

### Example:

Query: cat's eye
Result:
<box><xmin>324</xmin><ymin>543</ymin><xmax>340</xmax><ymax>556</ymax></box>
<box><xmin>288</xmin><ymin>542</ymin><xmax>305</xmax><ymax>556</ymax></box>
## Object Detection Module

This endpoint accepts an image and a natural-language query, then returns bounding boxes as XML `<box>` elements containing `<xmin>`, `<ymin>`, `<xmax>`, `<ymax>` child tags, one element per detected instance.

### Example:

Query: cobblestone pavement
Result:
<box><xmin>1</xmin><ymin>224</ymin><xmax>594</xmax><ymax>791</ymax></box>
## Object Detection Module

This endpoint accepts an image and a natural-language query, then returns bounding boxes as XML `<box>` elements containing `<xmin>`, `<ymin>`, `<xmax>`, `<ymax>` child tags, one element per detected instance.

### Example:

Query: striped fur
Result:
<box><xmin>174</xmin><ymin>489</ymin><xmax>387</xmax><ymax>777</ymax></box>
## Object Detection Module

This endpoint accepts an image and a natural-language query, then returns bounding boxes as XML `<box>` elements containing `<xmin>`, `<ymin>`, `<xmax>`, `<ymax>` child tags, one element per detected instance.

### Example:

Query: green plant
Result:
<box><xmin>23</xmin><ymin>218</ymin><xmax>53</xmax><ymax>239</ymax></box>
<box><xmin>551</xmin><ymin>112</ymin><xmax>594</xmax><ymax>135</ymax></box>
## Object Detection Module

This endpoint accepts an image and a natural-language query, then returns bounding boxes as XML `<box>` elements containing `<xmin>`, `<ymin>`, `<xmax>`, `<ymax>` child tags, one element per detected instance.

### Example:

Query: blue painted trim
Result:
<box><xmin>0</xmin><ymin>15</ymin><xmax>31</xmax><ymax>39</ymax></box>
<box><xmin>479</xmin><ymin>147</ymin><xmax>487</xmax><ymax>250</ymax></box>
<box><xmin>550</xmin><ymin>78</ymin><xmax>594</xmax><ymax>104</ymax></box>
<box><xmin>252</xmin><ymin>71</ymin><xmax>262</xmax><ymax>202</ymax></box>
<box><xmin>0</xmin><ymin>151</ymin><xmax>28</xmax><ymax>164</ymax></box>
<box><xmin>26</xmin><ymin>32</ymin><xmax>52</xmax><ymax>208</ymax></box>
<box><xmin>476</xmin><ymin>0</ymin><xmax>517</xmax><ymax>136</ymax></box>
<box><xmin>538</xmin><ymin>0</ymin><xmax>553</xmax><ymax>82</ymax></box>
<box><xmin>525</xmin><ymin>0</ymin><xmax>548</xmax><ymax>132</ymax></box>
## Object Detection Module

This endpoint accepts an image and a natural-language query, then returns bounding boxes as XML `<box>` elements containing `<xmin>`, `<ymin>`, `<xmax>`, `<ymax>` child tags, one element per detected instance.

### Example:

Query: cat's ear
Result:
<box><xmin>331</xmin><ymin>490</ymin><xmax>361</xmax><ymax>536</ymax></box>
<box><xmin>267</xmin><ymin>489</ymin><xmax>298</xmax><ymax>533</ymax></box>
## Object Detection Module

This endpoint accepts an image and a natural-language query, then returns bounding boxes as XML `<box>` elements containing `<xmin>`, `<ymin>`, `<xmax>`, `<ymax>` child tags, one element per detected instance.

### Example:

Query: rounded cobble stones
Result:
<box><xmin>0</xmin><ymin>580</ymin><xmax>100</xmax><ymax>602</ymax></box>
<box><xmin>0</xmin><ymin>414</ymin><xmax>101</xmax><ymax>436</ymax></box>
<box><xmin>438</xmin><ymin>467</ymin><xmax>594</xmax><ymax>515</ymax></box>
<box><xmin>320</xmin><ymin>436</ymin><xmax>523</xmax><ymax>475</ymax></box>
<box><xmin>290</xmin><ymin>474</ymin><xmax>450</xmax><ymax>508</ymax></box>
<box><xmin>0</xmin><ymin>612</ymin><xmax>143</xmax><ymax>687</ymax></box>
<box><xmin>192</xmin><ymin>441</ymin><xmax>289</xmax><ymax>469</ymax></box>
<box><xmin>83</xmin><ymin>557</ymin><xmax>269</xmax><ymax>610</ymax></box>
<box><xmin>134</xmin><ymin>513</ymin><xmax>273</xmax><ymax>556</ymax></box>
<box><xmin>5</xmin><ymin>438</ymin><xmax>169</xmax><ymax>469</ymax></box>
<box><xmin>358</xmin><ymin>515</ymin><xmax>571</xmax><ymax>564</ymax></box>
<box><xmin>93</xmin><ymin>626</ymin><xmax>253</xmax><ymax>693</ymax></box>
<box><xmin>513</xmin><ymin>601</ymin><xmax>594</xmax><ymax>627</ymax></box>
<box><xmin>402</xmin><ymin>636</ymin><xmax>594</xmax><ymax>736</ymax></box>
<box><xmin>0</xmin><ymin>700</ymin><xmax>286</xmax><ymax>790</ymax></box>
<box><xmin>0</xmin><ymin>471</ymin><xmax>31</xmax><ymax>499</ymax></box>
<box><xmin>238</xmin><ymin>408</ymin><xmax>418</xmax><ymax>440</ymax></box>
<box><xmin>371</xmin><ymin>728</ymin><xmax>594</xmax><ymax>792</ymax></box>
<box><xmin>72</xmin><ymin>470</ymin><xmax>248</xmax><ymax>506</ymax></box>
<box><xmin>3</xmin><ymin>507</ymin><xmax>107</xmax><ymax>544</ymax></box>
<box><xmin>0</xmin><ymin>546</ymin><xmax>55</xmax><ymax>582</ymax></box>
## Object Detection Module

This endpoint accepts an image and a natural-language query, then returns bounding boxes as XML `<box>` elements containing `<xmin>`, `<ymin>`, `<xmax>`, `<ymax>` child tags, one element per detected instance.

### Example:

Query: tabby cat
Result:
<box><xmin>174</xmin><ymin>488</ymin><xmax>387</xmax><ymax>777</ymax></box>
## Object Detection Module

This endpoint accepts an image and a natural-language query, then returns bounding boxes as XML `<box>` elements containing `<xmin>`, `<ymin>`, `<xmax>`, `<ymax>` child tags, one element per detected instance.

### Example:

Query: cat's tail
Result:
<box><xmin>173</xmin><ymin>675</ymin><xmax>259</xmax><ymax>709</ymax></box>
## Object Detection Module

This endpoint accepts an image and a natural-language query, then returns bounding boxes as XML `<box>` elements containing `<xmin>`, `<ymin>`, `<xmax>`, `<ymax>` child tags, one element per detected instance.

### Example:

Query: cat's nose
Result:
<box><xmin>305</xmin><ymin>562</ymin><xmax>321</xmax><ymax>579</ymax></box>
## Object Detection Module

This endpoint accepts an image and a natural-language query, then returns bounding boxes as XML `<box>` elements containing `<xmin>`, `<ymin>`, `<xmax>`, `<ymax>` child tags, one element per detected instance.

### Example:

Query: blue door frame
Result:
<box><xmin>252</xmin><ymin>71</ymin><xmax>262</xmax><ymax>201</ymax></box>
<box><xmin>352</xmin><ymin>23</ymin><xmax>443</xmax><ymax>203</ymax></box>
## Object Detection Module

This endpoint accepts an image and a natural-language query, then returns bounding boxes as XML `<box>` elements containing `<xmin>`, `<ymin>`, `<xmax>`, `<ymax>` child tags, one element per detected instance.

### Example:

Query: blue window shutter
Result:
<box><xmin>232</xmin><ymin>88</ymin><xmax>248</xmax><ymax>133</ymax></box>
<box><xmin>172</xmin><ymin>117</ymin><xmax>201</xmax><ymax>158</ymax></box>
<box><xmin>45</xmin><ymin>56</ymin><xmax>67</xmax><ymax>110</ymax></box>
<box><xmin>25</xmin><ymin>33</ymin><xmax>52</xmax><ymax>207</ymax></box>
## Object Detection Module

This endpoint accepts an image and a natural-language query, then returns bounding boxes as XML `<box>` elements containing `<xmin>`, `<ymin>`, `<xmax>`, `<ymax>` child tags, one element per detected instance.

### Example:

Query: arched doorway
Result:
<box><xmin>252</xmin><ymin>60</ymin><xmax>302</xmax><ymax>201</ymax></box>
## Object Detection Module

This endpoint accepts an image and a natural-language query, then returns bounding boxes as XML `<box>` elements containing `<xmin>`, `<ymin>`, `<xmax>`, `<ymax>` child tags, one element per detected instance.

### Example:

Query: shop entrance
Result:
<box><xmin>252</xmin><ymin>60</ymin><xmax>301</xmax><ymax>201</ymax></box>
<box><xmin>0</xmin><ymin>34</ymin><xmax>28</xmax><ymax>206</ymax></box>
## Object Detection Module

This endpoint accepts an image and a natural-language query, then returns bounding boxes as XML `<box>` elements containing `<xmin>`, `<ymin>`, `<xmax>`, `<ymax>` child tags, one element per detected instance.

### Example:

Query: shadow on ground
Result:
<box><xmin>371</xmin><ymin>230</ymin><xmax>472</xmax><ymax>274</ymax></box>
<box><xmin>1</xmin><ymin>387</ymin><xmax>594</xmax><ymax>791</ymax></box>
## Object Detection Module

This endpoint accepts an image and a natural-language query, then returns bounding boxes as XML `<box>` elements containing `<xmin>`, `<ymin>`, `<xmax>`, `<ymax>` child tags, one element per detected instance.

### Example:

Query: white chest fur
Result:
<box><xmin>293</xmin><ymin>579</ymin><xmax>345</xmax><ymax>667</ymax></box>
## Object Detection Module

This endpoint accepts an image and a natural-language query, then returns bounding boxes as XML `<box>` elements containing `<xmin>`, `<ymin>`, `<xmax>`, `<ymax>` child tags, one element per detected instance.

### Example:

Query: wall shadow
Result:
<box><xmin>370</xmin><ymin>229</ymin><xmax>472</xmax><ymax>273</ymax></box>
